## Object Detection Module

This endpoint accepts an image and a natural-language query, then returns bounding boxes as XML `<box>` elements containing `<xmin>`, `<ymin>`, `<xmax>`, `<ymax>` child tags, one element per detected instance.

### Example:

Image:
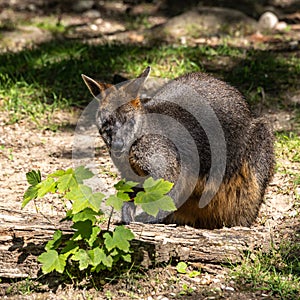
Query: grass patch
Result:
<box><xmin>222</xmin><ymin>51</ymin><xmax>300</xmax><ymax>106</ymax></box>
<box><xmin>231</xmin><ymin>242</ymin><xmax>300</xmax><ymax>299</ymax></box>
<box><xmin>1</xmin><ymin>39</ymin><xmax>299</xmax><ymax>126</ymax></box>
<box><xmin>275</xmin><ymin>131</ymin><xmax>300</xmax><ymax>206</ymax></box>
<box><xmin>35</xmin><ymin>18</ymin><xmax>67</xmax><ymax>35</ymax></box>
<box><xmin>276</xmin><ymin>131</ymin><xmax>300</xmax><ymax>164</ymax></box>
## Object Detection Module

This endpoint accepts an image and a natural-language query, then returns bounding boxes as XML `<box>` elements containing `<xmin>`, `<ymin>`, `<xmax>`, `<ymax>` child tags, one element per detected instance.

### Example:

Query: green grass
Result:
<box><xmin>35</xmin><ymin>19</ymin><xmax>67</xmax><ymax>34</ymax></box>
<box><xmin>276</xmin><ymin>131</ymin><xmax>300</xmax><ymax>164</ymax></box>
<box><xmin>275</xmin><ymin>131</ymin><xmax>300</xmax><ymax>209</ymax></box>
<box><xmin>229</xmin><ymin>130</ymin><xmax>299</xmax><ymax>298</ymax></box>
<box><xmin>4</xmin><ymin>277</ymin><xmax>39</xmax><ymax>296</ymax></box>
<box><xmin>230</xmin><ymin>241</ymin><xmax>300</xmax><ymax>299</ymax></box>
<box><xmin>1</xmin><ymin>39</ymin><xmax>299</xmax><ymax>126</ymax></box>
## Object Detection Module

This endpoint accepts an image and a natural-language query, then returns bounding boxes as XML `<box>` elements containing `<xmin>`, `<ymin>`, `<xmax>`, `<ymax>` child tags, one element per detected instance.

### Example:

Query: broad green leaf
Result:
<box><xmin>37</xmin><ymin>177</ymin><xmax>56</xmax><ymax>197</ymax></box>
<box><xmin>26</xmin><ymin>170</ymin><xmax>41</xmax><ymax>185</ymax></box>
<box><xmin>104</xmin><ymin>226</ymin><xmax>135</xmax><ymax>252</ymax></box>
<box><xmin>61</xmin><ymin>240</ymin><xmax>79</xmax><ymax>259</ymax></box>
<box><xmin>88</xmin><ymin>247</ymin><xmax>102</xmax><ymax>266</ymax></box>
<box><xmin>139</xmin><ymin>195</ymin><xmax>176</xmax><ymax>217</ymax></box>
<box><xmin>74</xmin><ymin>166</ymin><xmax>94</xmax><ymax>183</ymax></box>
<box><xmin>103</xmin><ymin>233</ymin><xmax>114</xmax><ymax>251</ymax></box>
<box><xmin>88</xmin><ymin>192</ymin><xmax>106</xmax><ymax>212</ymax></box>
<box><xmin>22</xmin><ymin>185</ymin><xmax>39</xmax><ymax>208</ymax></box>
<box><xmin>65</xmin><ymin>185</ymin><xmax>104</xmax><ymax>214</ymax></box>
<box><xmin>189</xmin><ymin>270</ymin><xmax>201</xmax><ymax>278</ymax></box>
<box><xmin>133</xmin><ymin>178</ymin><xmax>176</xmax><ymax>217</ymax></box>
<box><xmin>71</xmin><ymin>249</ymin><xmax>91</xmax><ymax>270</ymax></box>
<box><xmin>87</xmin><ymin>226</ymin><xmax>101</xmax><ymax>247</ymax></box>
<box><xmin>94</xmin><ymin>248</ymin><xmax>113</xmax><ymax>268</ymax></box>
<box><xmin>38</xmin><ymin>250</ymin><xmax>66</xmax><ymax>274</ymax></box>
<box><xmin>106</xmin><ymin>194</ymin><xmax>126</xmax><ymax>212</ymax></box>
<box><xmin>48</xmin><ymin>169</ymin><xmax>66</xmax><ymax>178</ymax></box>
<box><xmin>72</xmin><ymin>208</ymin><xmax>100</xmax><ymax>224</ymax></box>
<box><xmin>72</xmin><ymin>220</ymin><xmax>93</xmax><ymax>241</ymax></box>
<box><xmin>143</xmin><ymin>177</ymin><xmax>173</xmax><ymax>194</ymax></box>
<box><xmin>114</xmin><ymin>179</ymin><xmax>138</xmax><ymax>192</ymax></box>
<box><xmin>100</xmin><ymin>252</ymin><xmax>113</xmax><ymax>269</ymax></box>
<box><xmin>135</xmin><ymin>190</ymin><xmax>163</xmax><ymax>204</ymax></box>
<box><xmin>89</xmin><ymin>248</ymin><xmax>113</xmax><ymax>268</ymax></box>
<box><xmin>176</xmin><ymin>262</ymin><xmax>187</xmax><ymax>274</ymax></box>
<box><xmin>22</xmin><ymin>170</ymin><xmax>42</xmax><ymax>208</ymax></box>
<box><xmin>116</xmin><ymin>191</ymin><xmax>131</xmax><ymax>201</ymax></box>
<box><xmin>62</xmin><ymin>209</ymin><xmax>73</xmax><ymax>221</ymax></box>
<box><xmin>110</xmin><ymin>249</ymin><xmax>119</xmax><ymax>256</ymax></box>
<box><xmin>57</xmin><ymin>173</ymin><xmax>78</xmax><ymax>193</ymax></box>
<box><xmin>45</xmin><ymin>230</ymin><xmax>63</xmax><ymax>251</ymax></box>
<box><xmin>122</xmin><ymin>254</ymin><xmax>132</xmax><ymax>263</ymax></box>
<box><xmin>65</xmin><ymin>184</ymin><xmax>92</xmax><ymax>203</ymax></box>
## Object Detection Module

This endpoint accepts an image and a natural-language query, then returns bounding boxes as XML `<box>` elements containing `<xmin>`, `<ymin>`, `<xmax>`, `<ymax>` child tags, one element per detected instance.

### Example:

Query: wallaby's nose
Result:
<box><xmin>111</xmin><ymin>139</ymin><xmax>124</xmax><ymax>153</ymax></box>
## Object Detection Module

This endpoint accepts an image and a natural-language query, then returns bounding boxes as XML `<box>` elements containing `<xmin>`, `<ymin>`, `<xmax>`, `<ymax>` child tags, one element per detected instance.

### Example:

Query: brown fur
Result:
<box><xmin>165</xmin><ymin>161</ymin><xmax>261</xmax><ymax>229</ymax></box>
<box><xmin>130</xmin><ymin>97</ymin><xmax>141</xmax><ymax>108</ymax></box>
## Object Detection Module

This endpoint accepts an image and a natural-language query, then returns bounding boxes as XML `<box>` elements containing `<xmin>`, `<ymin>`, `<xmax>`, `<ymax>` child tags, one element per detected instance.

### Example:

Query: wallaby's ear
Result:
<box><xmin>137</xmin><ymin>66</ymin><xmax>151</xmax><ymax>79</ymax></box>
<box><xmin>81</xmin><ymin>74</ymin><xmax>112</xmax><ymax>98</ymax></box>
<box><xmin>125</xmin><ymin>66</ymin><xmax>151</xmax><ymax>97</ymax></box>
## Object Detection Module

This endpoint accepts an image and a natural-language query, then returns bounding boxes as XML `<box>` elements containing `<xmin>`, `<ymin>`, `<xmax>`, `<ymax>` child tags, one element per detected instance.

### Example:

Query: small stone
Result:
<box><xmin>95</xmin><ymin>18</ymin><xmax>103</xmax><ymax>25</ymax></box>
<box><xmin>289</xmin><ymin>210</ymin><xmax>297</xmax><ymax>217</ymax></box>
<box><xmin>72</xmin><ymin>0</ymin><xmax>94</xmax><ymax>12</ymax></box>
<box><xmin>225</xmin><ymin>286</ymin><xmax>235</xmax><ymax>292</ymax></box>
<box><xmin>289</xmin><ymin>91</ymin><xmax>300</xmax><ymax>104</ymax></box>
<box><xmin>83</xmin><ymin>9</ymin><xmax>101</xmax><ymax>19</ymax></box>
<box><xmin>259</xmin><ymin>11</ymin><xmax>278</xmax><ymax>30</ymax></box>
<box><xmin>289</xmin><ymin>40</ymin><xmax>299</xmax><ymax>50</ymax></box>
<box><xmin>89</xmin><ymin>24</ymin><xmax>98</xmax><ymax>31</ymax></box>
<box><xmin>190</xmin><ymin>277</ymin><xmax>201</xmax><ymax>283</ymax></box>
<box><xmin>28</xmin><ymin>4</ymin><xmax>36</xmax><ymax>11</ymax></box>
<box><xmin>157</xmin><ymin>296</ymin><xmax>169</xmax><ymax>300</ymax></box>
<box><xmin>194</xmin><ymin>38</ymin><xmax>206</xmax><ymax>44</ymax></box>
<box><xmin>180</xmin><ymin>36</ymin><xmax>186</xmax><ymax>44</ymax></box>
<box><xmin>275</xmin><ymin>21</ymin><xmax>287</xmax><ymax>31</ymax></box>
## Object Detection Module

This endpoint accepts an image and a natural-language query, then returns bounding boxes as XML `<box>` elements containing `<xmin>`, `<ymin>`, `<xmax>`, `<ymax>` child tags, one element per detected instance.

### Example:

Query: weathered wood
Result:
<box><xmin>0</xmin><ymin>207</ymin><xmax>270</xmax><ymax>279</ymax></box>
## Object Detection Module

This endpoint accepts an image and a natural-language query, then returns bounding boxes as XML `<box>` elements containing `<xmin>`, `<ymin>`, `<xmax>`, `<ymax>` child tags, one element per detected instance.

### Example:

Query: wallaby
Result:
<box><xmin>82</xmin><ymin>67</ymin><xmax>274</xmax><ymax>229</ymax></box>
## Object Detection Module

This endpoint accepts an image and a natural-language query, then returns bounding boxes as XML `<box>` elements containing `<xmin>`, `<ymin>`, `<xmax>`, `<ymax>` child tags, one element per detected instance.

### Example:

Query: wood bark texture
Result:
<box><xmin>0</xmin><ymin>207</ymin><xmax>271</xmax><ymax>278</ymax></box>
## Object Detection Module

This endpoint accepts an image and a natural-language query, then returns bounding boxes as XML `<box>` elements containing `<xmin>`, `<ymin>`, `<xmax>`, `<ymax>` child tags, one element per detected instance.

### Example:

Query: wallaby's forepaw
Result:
<box><xmin>121</xmin><ymin>202</ymin><xmax>136</xmax><ymax>224</ymax></box>
<box><xmin>122</xmin><ymin>202</ymin><xmax>168</xmax><ymax>225</ymax></box>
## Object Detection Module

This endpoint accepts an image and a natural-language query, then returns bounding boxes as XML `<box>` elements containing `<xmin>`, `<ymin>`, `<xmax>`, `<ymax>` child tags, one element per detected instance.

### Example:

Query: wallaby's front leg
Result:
<box><xmin>121</xmin><ymin>201</ymin><xmax>136</xmax><ymax>224</ymax></box>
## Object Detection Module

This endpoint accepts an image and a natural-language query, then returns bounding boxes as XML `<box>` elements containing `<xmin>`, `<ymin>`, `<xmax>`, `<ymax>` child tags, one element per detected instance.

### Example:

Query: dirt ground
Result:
<box><xmin>1</xmin><ymin>1</ymin><xmax>300</xmax><ymax>299</ymax></box>
<box><xmin>1</xmin><ymin>109</ymin><xmax>299</xmax><ymax>299</ymax></box>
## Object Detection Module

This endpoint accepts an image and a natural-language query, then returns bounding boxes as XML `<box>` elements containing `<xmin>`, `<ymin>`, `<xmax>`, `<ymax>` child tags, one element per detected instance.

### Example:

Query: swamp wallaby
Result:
<box><xmin>82</xmin><ymin>67</ymin><xmax>274</xmax><ymax>229</ymax></box>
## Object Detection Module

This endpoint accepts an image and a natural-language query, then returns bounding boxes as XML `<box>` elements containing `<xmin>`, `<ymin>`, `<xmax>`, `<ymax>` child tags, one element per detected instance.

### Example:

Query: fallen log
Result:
<box><xmin>0</xmin><ymin>207</ymin><xmax>271</xmax><ymax>279</ymax></box>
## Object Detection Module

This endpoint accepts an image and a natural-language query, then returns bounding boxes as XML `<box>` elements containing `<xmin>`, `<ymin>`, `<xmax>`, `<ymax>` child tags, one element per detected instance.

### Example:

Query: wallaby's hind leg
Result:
<box><xmin>164</xmin><ymin>119</ymin><xmax>274</xmax><ymax>229</ymax></box>
<box><xmin>221</xmin><ymin>118</ymin><xmax>275</xmax><ymax>227</ymax></box>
